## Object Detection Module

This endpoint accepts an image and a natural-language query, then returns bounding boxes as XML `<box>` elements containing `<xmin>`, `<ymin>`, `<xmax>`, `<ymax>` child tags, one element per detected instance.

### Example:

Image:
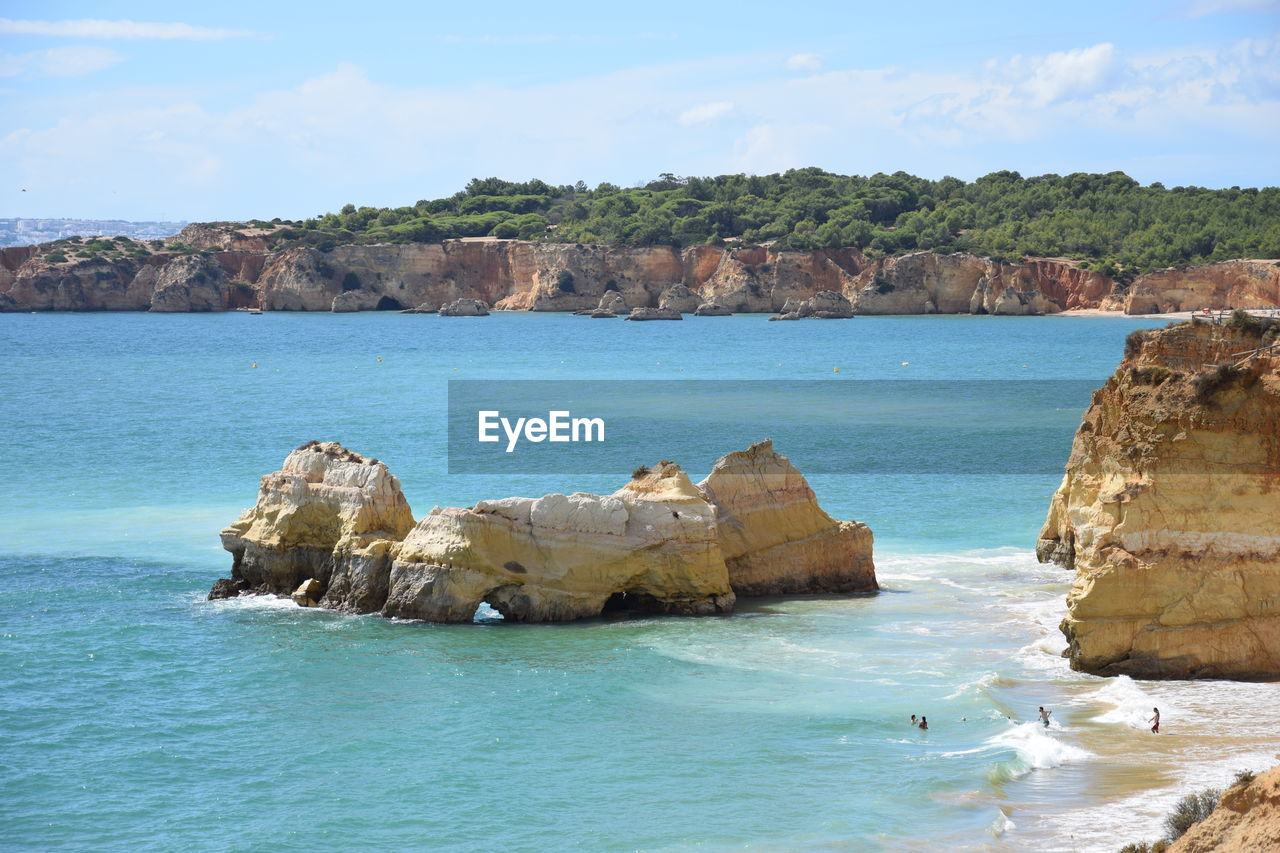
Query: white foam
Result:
<box><xmin>986</xmin><ymin>722</ymin><xmax>1093</xmax><ymax>778</ymax></box>
<box><xmin>1089</xmin><ymin>675</ymin><xmax>1167</xmax><ymax>729</ymax></box>
<box><xmin>204</xmin><ymin>592</ymin><xmax>302</xmax><ymax>611</ymax></box>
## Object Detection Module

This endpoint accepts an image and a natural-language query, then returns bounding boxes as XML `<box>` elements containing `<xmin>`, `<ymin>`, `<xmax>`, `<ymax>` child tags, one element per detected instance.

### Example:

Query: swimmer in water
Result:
<box><xmin>910</xmin><ymin>714</ymin><xmax>917</xmax><ymax>726</ymax></box>
<box><xmin>1038</xmin><ymin>706</ymin><xmax>1052</xmax><ymax>728</ymax></box>
<box><xmin>918</xmin><ymin>716</ymin><xmax>928</xmax><ymax>731</ymax></box>
<box><xmin>1149</xmin><ymin>707</ymin><xmax>1160</xmax><ymax>734</ymax></box>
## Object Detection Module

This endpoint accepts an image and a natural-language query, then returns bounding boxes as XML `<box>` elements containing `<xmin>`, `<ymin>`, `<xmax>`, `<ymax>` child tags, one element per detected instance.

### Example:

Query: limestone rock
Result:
<box><xmin>626</xmin><ymin>306</ymin><xmax>682</xmax><ymax>321</ymax></box>
<box><xmin>384</xmin><ymin>462</ymin><xmax>735</xmax><ymax>622</ymax></box>
<box><xmin>207</xmin><ymin>578</ymin><xmax>246</xmax><ymax>600</ymax></box>
<box><xmin>439</xmin><ymin>298</ymin><xmax>490</xmax><ymax>316</ymax></box>
<box><xmin>598</xmin><ymin>292</ymin><xmax>627</xmax><ymax>313</ymax></box>
<box><xmin>1038</xmin><ymin>319</ymin><xmax>1280</xmax><ymax>678</ymax></box>
<box><xmin>658</xmin><ymin>283</ymin><xmax>699</xmax><ymax>313</ymax></box>
<box><xmin>1167</xmin><ymin>765</ymin><xmax>1280</xmax><ymax>853</ymax></box>
<box><xmin>400</xmin><ymin>302</ymin><xmax>437</xmax><ymax>314</ymax></box>
<box><xmin>1126</xmin><ymin>260</ymin><xmax>1280</xmax><ymax>315</ymax></box>
<box><xmin>216</xmin><ymin>441</ymin><xmax>415</xmax><ymax>604</ymax></box>
<box><xmin>331</xmin><ymin>290</ymin><xmax>379</xmax><ymax>312</ymax></box>
<box><xmin>212</xmin><ymin>440</ymin><xmax>878</xmax><ymax>623</ymax></box>
<box><xmin>698</xmin><ymin>440</ymin><xmax>876</xmax><ymax>595</ymax></box>
<box><xmin>769</xmin><ymin>290</ymin><xmax>854</xmax><ymax>320</ymax></box>
<box><xmin>291</xmin><ymin>578</ymin><xmax>322</xmax><ymax>607</ymax></box>
<box><xmin>589</xmin><ymin>309</ymin><xmax>618</xmax><ymax>318</ymax></box>
<box><xmin>694</xmin><ymin>302</ymin><xmax>732</xmax><ymax>316</ymax></box>
<box><xmin>149</xmin><ymin>254</ymin><xmax>229</xmax><ymax>312</ymax></box>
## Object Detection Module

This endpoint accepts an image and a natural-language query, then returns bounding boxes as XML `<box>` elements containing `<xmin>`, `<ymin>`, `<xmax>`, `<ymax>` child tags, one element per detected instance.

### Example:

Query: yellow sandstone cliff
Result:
<box><xmin>1037</xmin><ymin>317</ymin><xmax>1280</xmax><ymax>678</ymax></box>
<box><xmin>1167</xmin><ymin>766</ymin><xmax>1280</xmax><ymax>853</ymax></box>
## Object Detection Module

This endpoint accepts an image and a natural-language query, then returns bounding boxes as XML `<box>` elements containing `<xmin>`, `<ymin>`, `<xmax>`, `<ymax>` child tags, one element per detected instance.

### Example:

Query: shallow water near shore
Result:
<box><xmin>2</xmin><ymin>312</ymin><xmax>1277</xmax><ymax>852</ymax></box>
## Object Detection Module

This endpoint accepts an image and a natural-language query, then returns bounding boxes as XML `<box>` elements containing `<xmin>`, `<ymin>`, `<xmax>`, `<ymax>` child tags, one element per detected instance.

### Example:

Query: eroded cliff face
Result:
<box><xmin>698</xmin><ymin>440</ymin><xmax>876</xmax><ymax>595</ymax></box>
<box><xmin>850</xmin><ymin>252</ymin><xmax>1115</xmax><ymax>315</ymax></box>
<box><xmin>4</xmin><ymin>229</ymin><xmax>1271</xmax><ymax>314</ymax></box>
<box><xmin>1037</xmin><ymin>319</ymin><xmax>1280</xmax><ymax>678</ymax></box>
<box><xmin>218</xmin><ymin>441</ymin><xmax>415</xmax><ymax>601</ymax></box>
<box><xmin>210</xmin><ymin>440</ymin><xmax>876</xmax><ymax>623</ymax></box>
<box><xmin>1167</xmin><ymin>765</ymin><xmax>1280</xmax><ymax>853</ymax></box>
<box><xmin>1125</xmin><ymin>261</ymin><xmax>1280</xmax><ymax>315</ymax></box>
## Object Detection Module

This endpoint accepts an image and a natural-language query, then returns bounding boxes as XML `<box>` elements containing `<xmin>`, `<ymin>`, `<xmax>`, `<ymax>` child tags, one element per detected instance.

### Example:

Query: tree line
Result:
<box><xmin>253</xmin><ymin>169</ymin><xmax>1280</xmax><ymax>275</ymax></box>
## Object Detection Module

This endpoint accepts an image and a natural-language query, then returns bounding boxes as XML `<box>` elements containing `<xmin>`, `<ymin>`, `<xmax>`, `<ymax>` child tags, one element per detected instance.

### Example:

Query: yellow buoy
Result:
<box><xmin>833</xmin><ymin>366</ymin><xmax>839</xmax><ymax>372</ymax></box>
<box><xmin>901</xmin><ymin>362</ymin><xmax>910</xmax><ymax>366</ymax></box>
<box><xmin>251</xmin><ymin>362</ymin><xmax>258</xmax><ymax>369</ymax></box>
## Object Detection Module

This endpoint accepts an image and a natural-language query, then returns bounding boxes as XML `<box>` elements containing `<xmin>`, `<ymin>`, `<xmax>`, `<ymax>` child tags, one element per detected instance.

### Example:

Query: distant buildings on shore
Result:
<box><xmin>0</xmin><ymin>218</ymin><xmax>187</xmax><ymax>248</ymax></box>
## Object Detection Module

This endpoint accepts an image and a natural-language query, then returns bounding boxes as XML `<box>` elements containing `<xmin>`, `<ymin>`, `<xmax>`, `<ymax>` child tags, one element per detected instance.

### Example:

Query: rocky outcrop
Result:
<box><xmin>439</xmin><ymin>298</ymin><xmax>490</xmax><ymax>316</ymax></box>
<box><xmin>1</xmin><ymin>227</ymin><xmax>1272</xmax><ymax>315</ymax></box>
<box><xmin>385</xmin><ymin>463</ymin><xmax>734</xmax><ymax>622</ymax></box>
<box><xmin>770</xmin><ymin>290</ymin><xmax>855</xmax><ymax>320</ymax></box>
<box><xmin>210</xmin><ymin>441</ymin><xmax>876</xmax><ymax>623</ymax></box>
<box><xmin>1037</xmin><ymin>318</ymin><xmax>1280</xmax><ymax>678</ymax></box>
<box><xmin>1125</xmin><ymin>261</ymin><xmax>1280</xmax><ymax>315</ymax></box>
<box><xmin>216</xmin><ymin>441</ymin><xmax>415</xmax><ymax>609</ymax></box>
<box><xmin>694</xmin><ymin>302</ymin><xmax>732</xmax><ymax>316</ymax></box>
<box><xmin>658</xmin><ymin>283</ymin><xmax>699</xmax><ymax>313</ymax></box>
<box><xmin>698</xmin><ymin>440</ymin><xmax>876</xmax><ymax>595</ymax></box>
<box><xmin>1167</xmin><ymin>766</ymin><xmax>1280</xmax><ymax>853</ymax></box>
<box><xmin>626</xmin><ymin>306</ymin><xmax>682</xmax><ymax>321</ymax></box>
<box><xmin>851</xmin><ymin>252</ymin><xmax>1111</xmax><ymax>315</ymax></box>
<box><xmin>148</xmin><ymin>254</ymin><xmax>228</xmax><ymax>312</ymax></box>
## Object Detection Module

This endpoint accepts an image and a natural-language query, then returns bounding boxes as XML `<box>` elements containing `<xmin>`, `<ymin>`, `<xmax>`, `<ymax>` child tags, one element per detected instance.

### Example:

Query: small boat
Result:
<box><xmin>249</xmin><ymin>308</ymin><xmax>262</xmax><ymax>315</ymax></box>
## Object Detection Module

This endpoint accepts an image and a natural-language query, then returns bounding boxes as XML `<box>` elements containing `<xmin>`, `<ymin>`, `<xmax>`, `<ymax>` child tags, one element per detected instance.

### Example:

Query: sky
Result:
<box><xmin>1</xmin><ymin>0</ymin><xmax>1278</xmax><ymax>221</ymax></box>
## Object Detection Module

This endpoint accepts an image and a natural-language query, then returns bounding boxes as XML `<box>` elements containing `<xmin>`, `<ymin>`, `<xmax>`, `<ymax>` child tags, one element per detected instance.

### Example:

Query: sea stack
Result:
<box><xmin>210</xmin><ymin>440</ymin><xmax>876</xmax><ymax>622</ymax></box>
<box><xmin>1037</xmin><ymin>315</ymin><xmax>1280</xmax><ymax>678</ymax></box>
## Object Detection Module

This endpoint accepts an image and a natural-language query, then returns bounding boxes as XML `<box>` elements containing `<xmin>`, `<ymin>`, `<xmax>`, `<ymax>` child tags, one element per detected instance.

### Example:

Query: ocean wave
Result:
<box><xmin>985</xmin><ymin>721</ymin><xmax>1093</xmax><ymax>782</ymax></box>
<box><xmin>1089</xmin><ymin>675</ymin><xmax>1168</xmax><ymax>729</ymax></box>
<box><xmin>944</xmin><ymin>670</ymin><xmax>1012</xmax><ymax>700</ymax></box>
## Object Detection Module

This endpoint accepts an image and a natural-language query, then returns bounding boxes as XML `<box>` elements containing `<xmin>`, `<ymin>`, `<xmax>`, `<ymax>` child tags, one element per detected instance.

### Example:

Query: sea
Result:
<box><xmin>2</xmin><ymin>312</ymin><xmax>1276</xmax><ymax>852</ymax></box>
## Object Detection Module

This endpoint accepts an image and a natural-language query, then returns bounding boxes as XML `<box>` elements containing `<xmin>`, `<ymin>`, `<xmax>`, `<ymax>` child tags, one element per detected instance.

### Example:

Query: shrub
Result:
<box><xmin>1164</xmin><ymin>788</ymin><xmax>1220</xmax><ymax>841</ymax></box>
<box><xmin>229</xmin><ymin>280</ymin><xmax>253</xmax><ymax>293</ymax></box>
<box><xmin>1232</xmin><ymin>769</ymin><xmax>1256</xmax><ymax>786</ymax></box>
<box><xmin>632</xmin><ymin>465</ymin><xmax>650</xmax><ymax>479</ymax></box>
<box><xmin>1124</xmin><ymin>329</ymin><xmax>1147</xmax><ymax>358</ymax></box>
<box><xmin>1191</xmin><ymin>363</ymin><xmax>1245</xmax><ymax>402</ymax></box>
<box><xmin>44</xmin><ymin>250</ymin><xmax>67</xmax><ymax>263</ymax></box>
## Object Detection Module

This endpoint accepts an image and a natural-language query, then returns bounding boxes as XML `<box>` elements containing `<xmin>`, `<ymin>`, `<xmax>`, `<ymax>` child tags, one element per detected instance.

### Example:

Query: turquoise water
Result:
<box><xmin>3</xmin><ymin>313</ymin><xmax>1276</xmax><ymax>852</ymax></box>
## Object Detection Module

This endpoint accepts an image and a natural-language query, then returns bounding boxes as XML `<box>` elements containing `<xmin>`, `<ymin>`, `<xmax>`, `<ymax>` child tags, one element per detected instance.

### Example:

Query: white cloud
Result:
<box><xmin>785</xmin><ymin>53</ymin><xmax>823</xmax><ymax>73</ymax></box>
<box><xmin>3</xmin><ymin>37</ymin><xmax>1278</xmax><ymax>219</ymax></box>
<box><xmin>0</xmin><ymin>18</ymin><xmax>257</xmax><ymax>40</ymax></box>
<box><xmin>679</xmin><ymin>101</ymin><xmax>734</xmax><ymax>125</ymax></box>
<box><xmin>1184</xmin><ymin>0</ymin><xmax>1280</xmax><ymax>16</ymax></box>
<box><xmin>0</xmin><ymin>46</ymin><xmax>123</xmax><ymax>77</ymax></box>
<box><xmin>993</xmin><ymin>43</ymin><xmax>1119</xmax><ymax>107</ymax></box>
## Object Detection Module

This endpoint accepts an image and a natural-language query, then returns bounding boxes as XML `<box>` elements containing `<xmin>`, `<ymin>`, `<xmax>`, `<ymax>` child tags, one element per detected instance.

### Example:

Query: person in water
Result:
<box><xmin>918</xmin><ymin>716</ymin><xmax>928</xmax><ymax>731</ymax></box>
<box><xmin>1149</xmin><ymin>707</ymin><xmax>1160</xmax><ymax>734</ymax></box>
<box><xmin>910</xmin><ymin>714</ymin><xmax>917</xmax><ymax>726</ymax></box>
<box><xmin>1038</xmin><ymin>706</ymin><xmax>1052</xmax><ymax>728</ymax></box>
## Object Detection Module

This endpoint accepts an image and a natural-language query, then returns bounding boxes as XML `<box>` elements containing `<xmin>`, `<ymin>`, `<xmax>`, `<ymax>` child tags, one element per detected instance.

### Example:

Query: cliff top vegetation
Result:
<box><xmin>240</xmin><ymin>169</ymin><xmax>1279</xmax><ymax>276</ymax></box>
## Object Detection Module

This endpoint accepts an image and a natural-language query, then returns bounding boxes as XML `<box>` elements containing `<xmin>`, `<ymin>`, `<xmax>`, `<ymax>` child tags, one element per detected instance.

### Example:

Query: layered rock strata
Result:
<box><xmin>1037</xmin><ymin>318</ymin><xmax>1280</xmax><ymax>678</ymax></box>
<box><xmin>5</xmin><ymin>228</ymin><xmax>1270</xmax><ymax>314</ymax></box>
<box><xmin>210</xmin><ymin>440</ymin><xmax>876</xmax><ymax>623</ymax></box>
<box><xmin>770</xmin><ymin>290</ymin><xmax>855</xmax><ymax>320</ymax></box>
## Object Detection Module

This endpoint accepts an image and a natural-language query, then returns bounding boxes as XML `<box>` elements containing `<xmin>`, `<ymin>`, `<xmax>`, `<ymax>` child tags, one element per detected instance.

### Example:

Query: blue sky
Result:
<box><xmin>2</xmin><ymin>0</ymin><xmax>1277</xmax><ymax>220</ymax></box>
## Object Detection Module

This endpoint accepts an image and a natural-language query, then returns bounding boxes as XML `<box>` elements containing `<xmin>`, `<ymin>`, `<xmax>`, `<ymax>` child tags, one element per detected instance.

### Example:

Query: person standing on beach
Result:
<box><xmin>1038</xmin><ymin>706</ymin><xmax>1052</xmax><ymax>728</ymax></box>
<box><xmin>1148</xmin><ymin>707</ymin><xmax>1160</xmax><ymax>734</ymax></box>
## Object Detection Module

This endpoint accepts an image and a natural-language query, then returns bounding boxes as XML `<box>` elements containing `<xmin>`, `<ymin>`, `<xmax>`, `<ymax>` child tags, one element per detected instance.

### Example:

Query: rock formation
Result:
<box><xmin>698</xmin><ymin>440</ymin><xmax>876</xmax><ymax>594</ymax></box>
<box><xmin>1125</xmin><ymin>260</ymin><xmax>1280</xmax><ymax>315</ymax></box>
<box><xmin>1037</xmin><ymin>317</ymin><xmax>1280</xmax><ymax>678</ymax></box>
<box><xmin>148</xmin><ymin>255</ymin><xmax>229</xmax><ymax>312</ymax></box>
<box><xmin>214</xmin><ymin>441</ymin><xmax>415</xmax><ymax>609</ymax></box>
<box><xmin>1166</xmin><ymin>766</ymin><xmax>1280</xmax><ymax>853</ymax></box>
<box><xmin>626</xmin><ymin>306</ymin><xmax>682</xmax><ymax>321</ymax></box>
<box><xmin>694</xmin><ymin>302</ymin><xmax>732</xmax><ymax>316</ymax></box>
<box><xmin>439</xmin><ymin>298</ymin><xmax>490</xmax><ymax>316</ymax></box>
<box><xmin>770</xmin><ymin>291</ymin><xmax>855</xmax><ymax>320</ymax></box>
<box><xmin>210</xmin><ymin>440</ymin><xmax>876</xmax><ymax>623</ymax></box>
<box><xmin>1</xmin><ymin>227</ymin><xmax>1272</xmax><ymax>315</ymax></box>
<box><xmin>385</xmin><ymin>462</ymin><xmax>734</xmax><ymax>622</ymax></box>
